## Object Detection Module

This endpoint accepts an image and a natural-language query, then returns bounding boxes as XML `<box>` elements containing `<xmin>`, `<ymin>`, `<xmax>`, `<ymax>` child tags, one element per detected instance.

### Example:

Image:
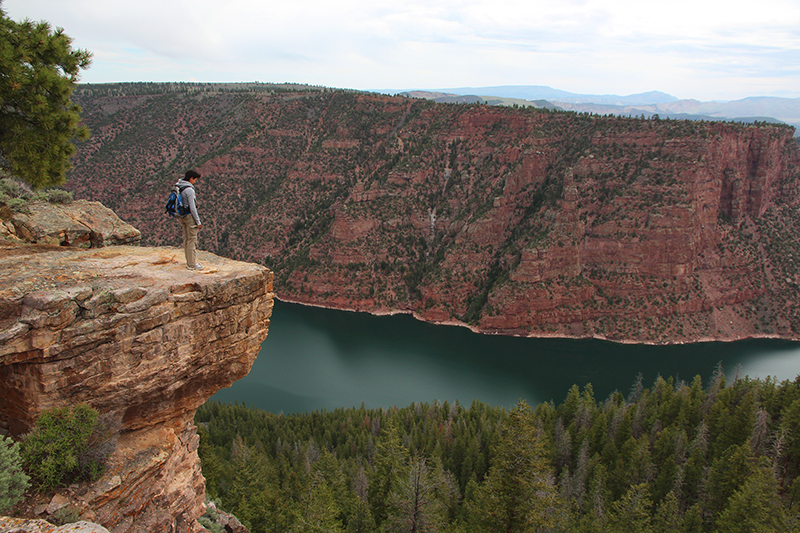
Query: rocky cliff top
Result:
<box><xmin>1</xmin><ymin>199</ymin><xmax>141</xmax><ymax>247</ymax></box>
<box><xmin>0</xmin><ymin>243</ymin><xmax>273</xmax><ymax>432</ymax></box>
<box><xmin>1</xmin><ymin>201</ymin><xmax>273</xmax><ymax>532</ymax></box>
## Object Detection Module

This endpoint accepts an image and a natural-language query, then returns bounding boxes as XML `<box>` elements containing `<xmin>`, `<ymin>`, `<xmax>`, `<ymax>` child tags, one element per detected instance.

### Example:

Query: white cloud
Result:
<box><xmin>4</xmin><ymin>0</ymin><xmax>800</xmax><ymax>100</ymax></box>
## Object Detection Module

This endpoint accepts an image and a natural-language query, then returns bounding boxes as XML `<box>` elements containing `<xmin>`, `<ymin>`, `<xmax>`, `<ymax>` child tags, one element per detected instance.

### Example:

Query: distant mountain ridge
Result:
<box><xmin>391</xmin><ymin>86</ymin><xmax>800</xmax><ymax>135</ymax></box>
<box><xmin>430</xmin><ymin>86</ymin><xmax>680</xmax><ymax>106</ymax></box>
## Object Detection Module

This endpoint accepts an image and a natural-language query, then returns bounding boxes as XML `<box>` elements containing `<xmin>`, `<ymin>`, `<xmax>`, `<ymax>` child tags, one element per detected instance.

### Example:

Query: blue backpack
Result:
<box><xmin>165</xmin><ymin>184</ymin><xmax>191</xmax><ymax>217</ymax></box>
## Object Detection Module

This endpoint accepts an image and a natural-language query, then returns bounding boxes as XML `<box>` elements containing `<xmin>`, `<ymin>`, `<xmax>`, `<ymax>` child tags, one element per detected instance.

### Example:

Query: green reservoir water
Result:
<box><xmin>211</xmin><ymin>301</ymin><xmax>800</xmax><ymax>414</ymax></box>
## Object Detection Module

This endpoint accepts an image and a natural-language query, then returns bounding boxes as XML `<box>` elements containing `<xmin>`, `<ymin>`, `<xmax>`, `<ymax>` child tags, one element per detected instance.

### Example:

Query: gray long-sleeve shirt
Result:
<box><xmin>175</xmin><ymin>179</ymin><xmax>201</xmax><ymax>226</ymax></box>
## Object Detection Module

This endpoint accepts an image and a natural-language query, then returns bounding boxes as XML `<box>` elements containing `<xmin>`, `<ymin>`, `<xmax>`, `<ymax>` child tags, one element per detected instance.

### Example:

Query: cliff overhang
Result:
<box><xmin>0</xmin><ymin>240</ymin><xmax>274</xmax><ymax>531</ymax></box>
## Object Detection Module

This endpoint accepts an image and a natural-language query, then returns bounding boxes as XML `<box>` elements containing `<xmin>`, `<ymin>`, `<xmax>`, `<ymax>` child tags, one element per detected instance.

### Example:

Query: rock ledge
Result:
<box><xmin>0</xmin><ymin>243</ymin><xmax>273</xmax><ymax>532</ymax></box>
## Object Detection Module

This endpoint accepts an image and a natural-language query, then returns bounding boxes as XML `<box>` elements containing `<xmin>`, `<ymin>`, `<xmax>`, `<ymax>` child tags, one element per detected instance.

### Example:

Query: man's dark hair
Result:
<box><xmin>185</xmin><ymin>169</ymin><xmax>201</xmax><ymax>180</ymax></box>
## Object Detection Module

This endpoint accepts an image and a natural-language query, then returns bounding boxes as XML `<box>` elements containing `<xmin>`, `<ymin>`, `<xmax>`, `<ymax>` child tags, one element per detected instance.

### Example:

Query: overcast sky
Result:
<box><xmin>5</xmin><ymin>0</ymin><xmax>800</xmax><ymax>102</ymax></box>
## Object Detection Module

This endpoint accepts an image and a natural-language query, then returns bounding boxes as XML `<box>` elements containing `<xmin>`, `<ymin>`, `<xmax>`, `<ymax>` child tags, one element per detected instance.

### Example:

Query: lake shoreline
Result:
<box><xmin>275</xmin><ymin>296</ymin><xmax>792</xmax><ymax>347</ymax></box>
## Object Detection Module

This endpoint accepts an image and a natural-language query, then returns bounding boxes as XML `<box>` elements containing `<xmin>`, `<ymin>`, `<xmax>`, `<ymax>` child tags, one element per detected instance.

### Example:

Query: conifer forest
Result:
<box><xmin>196</xmin><ymin>369</ymin><xmax>800</xmax><ymax>532</ymax></box>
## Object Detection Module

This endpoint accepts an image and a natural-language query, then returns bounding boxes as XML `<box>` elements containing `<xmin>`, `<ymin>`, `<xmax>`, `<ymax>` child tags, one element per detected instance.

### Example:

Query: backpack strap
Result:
<box><xmin>176</xmin><ymin>183</ymin><xmax>194</xmax><ymax>216</ymax></box>
<box><xmin>175</xmin><ymin>183</ymin><xmax>191</xmax><ymax>202</ymax></box>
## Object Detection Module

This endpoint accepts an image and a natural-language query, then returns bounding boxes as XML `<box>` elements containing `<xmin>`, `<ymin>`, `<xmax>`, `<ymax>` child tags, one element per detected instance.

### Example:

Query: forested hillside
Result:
<box><xmin>196</xmin><ymin>370</ymin><xmax>800</xmax><ymax>532</ymax></box>
<box><xmin>67</xmin><ymin>82</ymin><xmax>800</xmax><ymax>343</ymax></box>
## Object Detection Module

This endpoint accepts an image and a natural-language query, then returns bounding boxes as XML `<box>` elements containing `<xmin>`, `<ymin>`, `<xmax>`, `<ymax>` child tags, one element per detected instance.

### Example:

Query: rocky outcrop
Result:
<box><xmin>0</xmin><ymin>200</ymin><xmax>141</xmax><ymax>247</ymax></box>
<box><xmin>65</xmin><ymin>84</ymin><xmax>800</xmax><ymax>343</ymax></box>
<box><xmin>0</xmin><ymin>242</ymin><xmax>274</xmax><ymax>532</ymax></box>
<box><xmin>202</xmin><ymin>501</ymin><xmax>249</xmax><ymax>533</ymax></box>
<box><xmin>0</xmin><ymin>517</ymin><xmax>110</xmax><ymax>532</ymax></box>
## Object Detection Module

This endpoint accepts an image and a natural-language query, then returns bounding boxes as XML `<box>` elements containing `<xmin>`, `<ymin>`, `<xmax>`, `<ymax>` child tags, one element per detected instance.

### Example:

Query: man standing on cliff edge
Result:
<box><xmin>176</xmin><ymin>169</ymin><xmax>203</xmax><ymax>270</ymax></box>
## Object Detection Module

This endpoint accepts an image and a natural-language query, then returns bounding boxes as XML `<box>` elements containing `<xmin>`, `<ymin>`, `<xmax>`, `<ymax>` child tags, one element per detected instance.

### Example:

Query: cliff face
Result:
<box><xmin>0</xmin><ymin>235</ymin><xmax>274</xmax><ymax>531</ymax></box>
<box><xmin>66</xmin><ymin>83</ymin><xmax>800</xmax><ymax>342</ymax></box>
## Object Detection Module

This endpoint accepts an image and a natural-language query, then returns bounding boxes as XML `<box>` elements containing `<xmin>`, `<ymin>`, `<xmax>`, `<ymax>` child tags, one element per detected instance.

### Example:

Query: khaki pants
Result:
<box><xmin>180</xmin><ymin>215</ymin><xmax>199</xmax><ymax>267</ymax></box>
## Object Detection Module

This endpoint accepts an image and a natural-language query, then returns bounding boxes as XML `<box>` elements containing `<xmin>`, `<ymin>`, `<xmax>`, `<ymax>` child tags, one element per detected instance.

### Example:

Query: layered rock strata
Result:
<box><xmin>0</xmin><ymin>243</ymin><xmax>274</xmax><ymax>532</ymax></box>
<box><xmin>66</xmin><ymin>84</ymin><xmax>800</xmax><ymax>342</ymax></box>
<box><xmin>0</xmin><ymin>200</ymin><xmax>141</xmax><ymax>247</ymax></box>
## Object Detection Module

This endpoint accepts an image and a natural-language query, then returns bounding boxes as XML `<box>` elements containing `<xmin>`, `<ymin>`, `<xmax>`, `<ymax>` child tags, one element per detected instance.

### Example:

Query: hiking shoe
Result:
<box><xmin>188</xmin><ymin>263</ymin><xmax>204</xmax><ymax>270</ymax></box>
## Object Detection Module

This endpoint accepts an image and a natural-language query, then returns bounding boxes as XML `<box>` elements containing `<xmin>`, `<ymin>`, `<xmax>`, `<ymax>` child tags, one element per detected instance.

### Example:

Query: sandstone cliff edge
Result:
<box><xmin>0</xmin><ymin>203</ymin><xmax>274</xmax><ymax>532</ymax></box>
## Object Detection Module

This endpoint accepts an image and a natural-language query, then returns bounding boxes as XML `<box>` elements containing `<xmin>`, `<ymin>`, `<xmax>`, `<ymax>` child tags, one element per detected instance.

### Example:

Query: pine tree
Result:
<box><xmin>313</xmin><ymin>450</ymin><xmax>352</xmax><ymax>524</ymax></box>
<box><xmin>0</xmin><ymin>6</ymin><xmax>91</xmax><ymax>188</ymax></box>
<box><xmin>0</xmin><ymin>435</ymin><xmax>29</xmax><ymax>513</ymax></box>
<box><xmin>385</xmin><ymin>456</ymin><xmax>448</xmax><ymax>533</ymax></box>
<box><xmin>605</xmin><ymin>483</ymin><xmax>653</xmax><ymax>533</ymax></box>
<box><xmin>780</xmin><ymin>397</ymin><xmax>800</xmax><ymax>504</ymax></box>
<box><xmin>291</xmin><ymin>473</ymin><xmax>345</xmax><ymax>533</ymax></box>
<box><xmin>346</xmin><ymin>497</ymin><xmax>376</xmax><ymax>533</ymax></box>
<box><xmin>703</xmin><ymin>444</ymin><xmax>754</xmax><ymax>518</ymax></box>
<box><xmin>652</xmin><ymin>490</ymin><xmax>682</xmax><ymax>533</ymax></box>
<box><xmin>714</xmin><ymin>459</ymin><xmax>788</xmax><ymax>533</ymax></box>
<box><xmin>470</xmin><ymin>400</ymin><xmax>563</xmax><ymax>532</ymax></box>
<box><xmin>368</xmin><ymin>421</ymin><xmax>410</xmax><ymax>526</ymax></box>
<box><xmin>226</xmin><ymin>438</ymin><xmax>287</xmax><ymax>533</ymax></box>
